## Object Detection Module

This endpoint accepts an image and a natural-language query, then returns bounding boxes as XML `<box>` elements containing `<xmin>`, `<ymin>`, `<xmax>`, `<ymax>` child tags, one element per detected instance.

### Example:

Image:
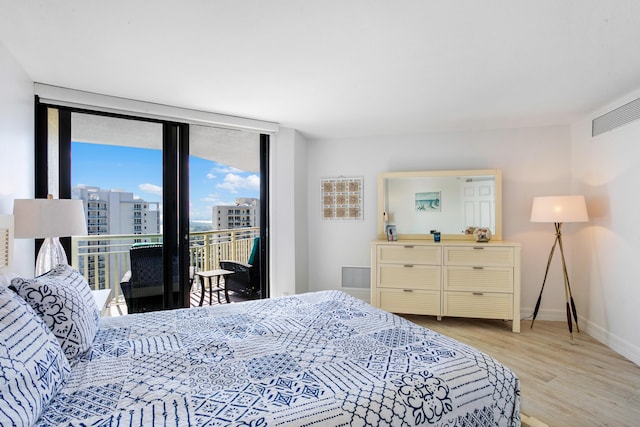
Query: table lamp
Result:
<box><xmin>13</xmin><ymin>195</ymin><xmax>87</xmax><ymax>276</ymax></box>
<box><xmin>530</xmin><ymin>195</ymin><xmax>588</xmax><ymax>341</ymax></box>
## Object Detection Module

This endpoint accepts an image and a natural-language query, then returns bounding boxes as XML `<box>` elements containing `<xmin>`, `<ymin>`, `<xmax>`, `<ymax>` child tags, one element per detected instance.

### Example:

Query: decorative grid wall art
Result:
<box><xmin>321</xmin><ymin>177</ymin><xmax>363</xmax><ymax>220</ymax></box>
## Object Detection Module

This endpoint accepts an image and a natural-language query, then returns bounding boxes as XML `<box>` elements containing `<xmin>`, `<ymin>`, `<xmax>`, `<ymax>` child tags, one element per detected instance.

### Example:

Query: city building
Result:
<box><xmin>73</xmin><ymin>186</ymin><xmax>160</xmax><ymax>235</ymax></box>
<box><xmin>212</xmin><ymin>198</ymin><xmax>260</xmax><ymax>230</ymax></box>
<box><xmin>72</xmin><ymin>186</ymin><xmax>161</xmax><ymax>287</ymax></box>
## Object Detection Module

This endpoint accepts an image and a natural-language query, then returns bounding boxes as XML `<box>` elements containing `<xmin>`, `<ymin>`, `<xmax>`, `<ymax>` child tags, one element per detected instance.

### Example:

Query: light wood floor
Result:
<box><xmin>400</xmin><ymin>315</ymin><xmax>640</xmax><ymax>427</ymax></box>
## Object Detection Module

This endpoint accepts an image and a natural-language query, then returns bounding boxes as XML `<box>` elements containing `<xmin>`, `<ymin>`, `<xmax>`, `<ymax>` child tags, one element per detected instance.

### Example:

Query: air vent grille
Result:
<box><xmin>341</xmin><ymin>266</ymin><xmax>370</xmax><ymax>289</ymax></box>
<box><xmin>592</xmin><ymin>97</ymin><xmax>640</xmax><ymax>136</ymax></box>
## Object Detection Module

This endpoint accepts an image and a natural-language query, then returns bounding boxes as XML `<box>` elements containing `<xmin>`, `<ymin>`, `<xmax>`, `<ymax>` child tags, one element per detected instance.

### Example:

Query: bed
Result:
<box><xmin>2</xmin><ymin>264</ymin><xmax>520</xmax><ymax>426</ymax></box>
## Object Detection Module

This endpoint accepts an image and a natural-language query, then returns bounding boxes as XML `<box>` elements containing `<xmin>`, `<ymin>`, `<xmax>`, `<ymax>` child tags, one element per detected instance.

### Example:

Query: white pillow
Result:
<box><xmin>0</xmin><ymin>266</ymin><xmax>18</xmax><ymax>287</ymax></box>
<box><xmin>11</xmin><ymin>264</ymin><xmax>100</xmax><ymax>365</ymax></box>
<box><xmin>0</xmin><ymin>285</ymin><xmax>71</xmax><ymax>425</ymax></box>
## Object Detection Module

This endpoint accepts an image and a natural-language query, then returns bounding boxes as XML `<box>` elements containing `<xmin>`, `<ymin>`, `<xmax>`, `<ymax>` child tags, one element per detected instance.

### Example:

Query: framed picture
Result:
<box><xmin>385</xmin><ymin>224</ymin><xmax>397</xmax><ymax>241</ymax></box>
<box><xmin>415</xmin><ymin>191</ymin><xmax>441</xmax><ymax>212</ymax></box>
<box><xmin>321</xmin><ymin>177</ymin><xmax>363</xmax><ymax>220</ymax></box>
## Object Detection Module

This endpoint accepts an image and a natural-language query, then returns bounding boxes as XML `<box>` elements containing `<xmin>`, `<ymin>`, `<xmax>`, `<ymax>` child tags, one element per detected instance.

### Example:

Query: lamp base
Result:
<box><xmin>530</xmin><ymin>222</ymin><xmax>580</xmax><ymax>341</ymax></box>
<box><xmin>35</xmin><ymin>237</ymin><xmax>68</xmax><ymax>276</ymax></box>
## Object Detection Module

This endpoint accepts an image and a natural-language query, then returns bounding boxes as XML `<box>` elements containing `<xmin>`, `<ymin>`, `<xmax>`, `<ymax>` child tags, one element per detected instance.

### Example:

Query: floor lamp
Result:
<box><xmin>530</xmin><ymin>195</ymin><xmax>588</xmax><ymax>341</ymax></box>
<box><xmin>13</xmin><ymin>195</ymin><xmax>87</xmax><ymax>276</ymax></box>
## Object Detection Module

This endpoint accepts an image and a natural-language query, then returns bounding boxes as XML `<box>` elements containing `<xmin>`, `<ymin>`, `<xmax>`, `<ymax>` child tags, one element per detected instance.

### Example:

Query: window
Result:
<box><xmin>35</xmin><ymin>97</ymin><xmax>271</xmax><ymax>307</ymax></box>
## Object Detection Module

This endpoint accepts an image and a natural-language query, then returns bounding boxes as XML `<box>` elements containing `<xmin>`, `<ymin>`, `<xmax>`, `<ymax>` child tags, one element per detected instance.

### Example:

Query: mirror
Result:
<box><xmin>378</xmin><ymin>169</ymin><xmax>502</xmax><ymax>241</ymax></box>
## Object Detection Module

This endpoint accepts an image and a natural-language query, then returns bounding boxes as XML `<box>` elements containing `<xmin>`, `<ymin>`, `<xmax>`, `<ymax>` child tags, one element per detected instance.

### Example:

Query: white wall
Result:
<box><xmin>306</xmin><ymin>126</ymin><xmax>576</xmax><ymax>317</ymax></box>
<box><xmin>270</xmin><ymin>127</ymin><xmax>308</xmax><ymax>298</ymax></box>
<box><xmin>571</xmin><ymin>88</ymin><xmax>640</xmax><ymax>365</ymax></box>
<box><xmin>0</xmin><ymin>42</ymin><xmax>35</xmax><ymax>276</ymax></box>
<box><xmin>293</xmin><ymin>130</ymin><xmax>309</xmax><ymax>295</ymax></box>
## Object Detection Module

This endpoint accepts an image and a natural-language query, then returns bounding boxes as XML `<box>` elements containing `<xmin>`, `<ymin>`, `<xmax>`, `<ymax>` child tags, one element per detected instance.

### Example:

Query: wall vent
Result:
<box><xmin>592</xmin><ymin>97</ymin><xmax>640</xmax><ymax>136</ymax></box>
<box><xmin>341</xmin><ymin>266</ymin><xmax>370</xmax><ymax>289</ymax></box>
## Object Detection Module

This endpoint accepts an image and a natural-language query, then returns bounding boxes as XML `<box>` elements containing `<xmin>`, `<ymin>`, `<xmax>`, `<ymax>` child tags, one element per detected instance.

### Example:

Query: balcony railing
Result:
<box><xmin>70</xmin><ymin>227</ymin><xmax>259</xmax><ymax>307</ymax></box>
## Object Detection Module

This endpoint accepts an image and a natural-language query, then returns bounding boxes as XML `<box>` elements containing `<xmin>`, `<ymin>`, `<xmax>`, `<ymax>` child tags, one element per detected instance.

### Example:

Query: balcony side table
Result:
<box><xmin>195</xmin><ymin>269</ymin><xmax>234</xmax><ymax>305</ymax></box>
<box><xmin>92</xmin><ymin>288</ymin><xmax>112</xmax><ymax>316</ymax></box>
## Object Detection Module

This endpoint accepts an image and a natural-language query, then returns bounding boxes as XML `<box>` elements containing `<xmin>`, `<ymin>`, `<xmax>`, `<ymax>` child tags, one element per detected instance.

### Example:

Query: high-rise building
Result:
<box><xmin>212</xmin><ymin>198</ymin><xmax>260</xmax><ymax>230</ymax></box>
<box><xmin>73</xmin><ymin>186</ymin><xmax>160</xmax><ymax>235</ymax></box>
<box><xmin>72</xmin><ymin>186</ymin><xmax>160</xmax><ymax>288</ymax></box>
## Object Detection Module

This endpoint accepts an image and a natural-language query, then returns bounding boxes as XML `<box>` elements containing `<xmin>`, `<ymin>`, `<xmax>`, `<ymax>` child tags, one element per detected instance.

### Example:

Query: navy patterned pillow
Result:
<box><xmin>0</xmin><ymin>285</ymin><xmax>71</xmax><ymax>425</ymax></box>
<box><xmin>11</xmin><ymin>264</ymin><xmax>100</xmax><ymax>364</ymax></box>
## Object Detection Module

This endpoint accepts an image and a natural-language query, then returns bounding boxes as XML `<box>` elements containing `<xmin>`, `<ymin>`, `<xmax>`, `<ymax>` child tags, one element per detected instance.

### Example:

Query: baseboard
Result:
<box><xmin>582</xmin><ymin>318</ymin><xmax>640</xmax><ymax>366</ymax></box>
<box><xmin>520</xmin><ymin>307</ymin><xmax>565</xmax><ymax>322</ymax></box>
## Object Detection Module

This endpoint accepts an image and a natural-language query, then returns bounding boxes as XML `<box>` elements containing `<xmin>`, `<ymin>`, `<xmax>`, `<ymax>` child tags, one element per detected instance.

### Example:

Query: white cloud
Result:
<box><xmin>139</xmin><ymin>183</ymin><xmax>163</xmax><ymax>195</ymax></box>
<box><xmin>216</xmin><ymin>173</ymin><xmax>260</xmax><ymax>193</ymax></box>
<box><xmin>201</xmin><ymin>193</ymin><xmax>224</xmax><ymax>204</ymax></box>
<box><xmin>216</xmin><ymin>165</ymin><xmax>243</xmax><ymax>174</ymax></box>
<box><xmin>207</xmin><ymin>165</ymin><xmax>243</xmax><ymax>180</ymax></box>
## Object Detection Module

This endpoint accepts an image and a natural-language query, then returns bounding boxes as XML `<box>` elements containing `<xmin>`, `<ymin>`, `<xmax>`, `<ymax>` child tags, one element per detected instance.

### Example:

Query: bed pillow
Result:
<box><xmin>11</xmin><ymin>264</ymin><xmax>100</xmax><ymax>364</ymax></box>
<box><xmin>0</xmin><ymin>285</ymin><xmax>71</xmax><ymax>425</ymax></box>
<box><xmin>0</xmin><ymin>266</ymin><xmax>18</xmax><ymax>287</ymax></box>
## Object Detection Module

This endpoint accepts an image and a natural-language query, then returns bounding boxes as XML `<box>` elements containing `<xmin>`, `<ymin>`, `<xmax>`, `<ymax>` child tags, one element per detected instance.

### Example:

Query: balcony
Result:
<box><xmin>71</xmin><ymin>227</ymin><xmax>259</xmax><ymax>315</ymax></box>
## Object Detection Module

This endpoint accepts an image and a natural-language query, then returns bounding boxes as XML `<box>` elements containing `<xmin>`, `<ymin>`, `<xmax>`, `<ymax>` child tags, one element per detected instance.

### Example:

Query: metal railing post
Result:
<box><xmin>231</xmin><ymin>230</ymin><xmax>237</xmax><ymax>262</ymax></box>
<box><xmin>71</xmin><ymin>236</ymin><xmax>79</xmax><ymax>270</ymax></box>
<box><xmin>204</xmin><ymin>236</ymin><xmax>211</xmax><ymax>271</ymax></box>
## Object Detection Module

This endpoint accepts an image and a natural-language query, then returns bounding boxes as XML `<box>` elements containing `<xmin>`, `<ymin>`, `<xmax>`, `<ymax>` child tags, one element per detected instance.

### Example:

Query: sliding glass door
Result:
<box><xmin>188</xmin><ymin>125</ymin><xmax>267</xmax><ymax>302</ymax></box>
<box><xmin>35</xmin><ymin>99</ymin><xmax>269</xmax><ymax>312</ymax></box>
<box><xmin>35</xmin><ymin>103</ymin><xmax>190</xmax><ymax>312</ymax></box>
<box><xmin>71</xmin><ymin>112</ymin><xmax>166</xmax><ymax>312</ymax></box>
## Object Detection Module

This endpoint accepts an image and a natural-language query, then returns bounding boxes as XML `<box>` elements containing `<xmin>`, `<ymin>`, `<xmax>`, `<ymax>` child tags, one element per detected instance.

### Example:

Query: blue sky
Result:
<box><xmin>72</xmin><ymin>142</ymin><xmax>260</xmax><ymax>223</ymax></box>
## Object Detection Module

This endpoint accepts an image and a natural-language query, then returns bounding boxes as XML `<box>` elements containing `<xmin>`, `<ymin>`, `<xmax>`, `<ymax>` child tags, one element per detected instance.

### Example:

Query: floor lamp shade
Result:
<box><xmin>530</xmin><ymin>195</ymin><xmax>589</xmax><ymax>223</ymax></box>
<box><xmin>13</xmin><ymin>198</ymin><xmax>87</xmax><ymax>275</ymax></box>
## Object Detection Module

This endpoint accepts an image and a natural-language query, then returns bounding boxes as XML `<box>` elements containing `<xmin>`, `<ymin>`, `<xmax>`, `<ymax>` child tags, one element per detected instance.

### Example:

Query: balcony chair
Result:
<box><xmin>120</xmin><ymin>244</ymin><xmax>187</xmax><ymax>313</ymax></box>
<box><xmin>219</xmin><ymin>237</ymin><xmax>261</xmax><ymax>300</ymax></box>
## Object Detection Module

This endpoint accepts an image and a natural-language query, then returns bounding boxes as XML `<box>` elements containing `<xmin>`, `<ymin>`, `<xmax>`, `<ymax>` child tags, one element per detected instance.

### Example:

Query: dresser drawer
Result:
<box><xmin>444</xmin><ymin>246</ymin><xmax>514</xmax><ymax>266</ymax></box>
<box><xmin>444</xmin><ymin>266</ymin><xmax>513</xmax><ymax>292</ymax></box>
<box><xmin>378</xmin><ymin>264</ymin><xmax>441</xmax><ymax>290</ymax></box>
<box><xmin>371</xmin><ymin>240</ymin><xmax>521</xmax><ymax>332</ymax></box>
<box><xmin>444</xmin><ymin>291</ymin><xmax>513</xmax><ymax>319</ymax></box>
<box><xmin>378</xmin><ymin>244</ymin><xmax>441</xmax><ymax>265</ymax></box>
<box><xmin>378</xmin><ymin>289</ymin><xmax>441</xmax><ymax>316</ymax></box>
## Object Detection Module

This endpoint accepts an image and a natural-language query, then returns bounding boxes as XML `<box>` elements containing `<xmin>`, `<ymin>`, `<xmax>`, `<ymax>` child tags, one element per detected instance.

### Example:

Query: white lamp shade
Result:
<box><xmin>13</xmin><ymin>198</ymin><xmax>87</xmax><ymax>238</ymax></box>
<box><xmin>530</xmin><ymin>195</ymin><xmax>589</xmax><ymax>223</ymax></box>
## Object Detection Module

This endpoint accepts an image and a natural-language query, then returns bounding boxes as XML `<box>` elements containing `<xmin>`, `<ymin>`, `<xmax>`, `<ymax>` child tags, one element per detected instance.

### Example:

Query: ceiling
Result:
<box><xmin>72</xmin><ymin>113</ymin><xmax>260</xmax><ymax>172</ymax></box>
<box><xmin>2</xmin><ymin>0</ymin><xmax>640</xmax><ymax>140</ymax></box>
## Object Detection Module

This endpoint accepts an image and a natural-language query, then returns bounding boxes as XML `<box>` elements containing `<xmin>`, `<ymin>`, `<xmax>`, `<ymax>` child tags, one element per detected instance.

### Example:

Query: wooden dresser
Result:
<box><xmin>371</xmin><ymin>240</ymin><xmax>521</xmax><ymax>332</ymax></box>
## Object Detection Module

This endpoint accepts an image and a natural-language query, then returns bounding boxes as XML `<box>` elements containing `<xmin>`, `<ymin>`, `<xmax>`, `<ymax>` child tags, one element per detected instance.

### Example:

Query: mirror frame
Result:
<box><xmin>377</xmin><ymin>169</ymin><xmax>502</xmax><ymax>241</ymax></box>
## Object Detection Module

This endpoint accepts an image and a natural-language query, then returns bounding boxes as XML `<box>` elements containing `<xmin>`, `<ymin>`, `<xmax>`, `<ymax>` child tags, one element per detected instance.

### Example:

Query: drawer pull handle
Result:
<box><xmin>473</xmin><ymin>247</ymin><xmax>485</xmax><ymax>250</ymax></box>
<box><xmin>403</xmin><ymin>245</ymin><xmax>414</xmax><ymax>248</ymax></box>
<box><xmin>403</xmin><ymin>289</ymin><xmax>413</xmax><ymax>292</ymax></box>
<box><xmin>403</xmin><ymin>264</ymin><xmax>414</xmax><ymax>268</ymax></box>
<box><xmin>473</xmin><ymin>266</ymin><xmax>484</xmax><ymax>270</ymax></box>
<box><xmin>473</xmin><ymin>292</ymin><xmax>484</xmax><ymax>296</ymax></box>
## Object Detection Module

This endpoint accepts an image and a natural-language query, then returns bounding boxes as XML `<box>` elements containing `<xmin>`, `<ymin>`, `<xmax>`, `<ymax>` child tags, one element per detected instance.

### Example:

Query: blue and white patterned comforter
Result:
<box><xmin>37</xmin><ymin>291</ymin><xmax>520</xmax><ymax>426</ymax></box>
